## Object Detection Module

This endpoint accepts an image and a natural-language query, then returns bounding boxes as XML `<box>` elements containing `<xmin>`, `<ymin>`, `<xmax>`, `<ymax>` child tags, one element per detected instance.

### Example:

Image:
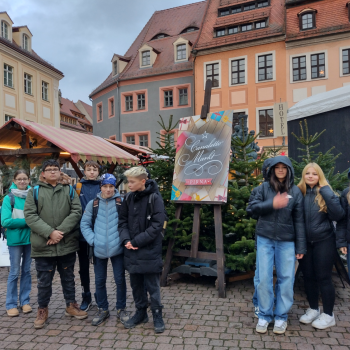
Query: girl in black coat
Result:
<box><xmin>298</xmin><ymin>163</ymin><xmax>345</xmax><ymax>330</ymax></box>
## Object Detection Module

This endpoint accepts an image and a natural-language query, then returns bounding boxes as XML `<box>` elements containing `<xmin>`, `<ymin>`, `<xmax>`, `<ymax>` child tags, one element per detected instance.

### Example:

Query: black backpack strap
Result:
<box><xmin>91</xmin><ymin>198</ymin><xmax>100</xmax><ymax>229</ymax></box>
<box><xmin>146</xmin><ymin>193</ymin><xmax>155</xmax><ymax>225</ymax></box>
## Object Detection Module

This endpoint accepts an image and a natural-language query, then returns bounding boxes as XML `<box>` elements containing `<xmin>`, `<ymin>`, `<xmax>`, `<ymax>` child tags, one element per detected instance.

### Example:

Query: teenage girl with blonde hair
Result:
<box><xmin>298</xmin><ymin>163</ymin><xmax>345</xmax><ymax>329</ymax></box>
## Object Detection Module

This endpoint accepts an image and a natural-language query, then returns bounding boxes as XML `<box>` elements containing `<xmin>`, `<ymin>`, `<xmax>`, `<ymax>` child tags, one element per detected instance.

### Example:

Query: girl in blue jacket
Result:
<box><xmin>1</xmin><ymin>170</ymin><xmax>32</xmax><ymax>317</ymax></box>
<box><xmin>80</xmin><ymin>174</ymin><xmax>129</xmax><ymax>327</ymax></box>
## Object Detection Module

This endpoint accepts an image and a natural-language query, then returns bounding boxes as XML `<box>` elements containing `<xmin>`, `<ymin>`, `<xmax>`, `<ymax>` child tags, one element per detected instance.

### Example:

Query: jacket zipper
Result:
<box><xmin>308</xmin><ymin>188</ymin><xmax>313</xmax><ymax>243</ymax></box>
<box><xmin>106</xmin><ymin>199</ymin><xmax>109</xmax><ymax>257</ymax></box>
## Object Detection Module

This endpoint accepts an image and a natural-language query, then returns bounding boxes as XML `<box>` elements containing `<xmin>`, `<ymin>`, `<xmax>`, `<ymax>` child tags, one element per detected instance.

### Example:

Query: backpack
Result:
<box><xmin>0</xmin><ymin>192</ymin><xmax>15</xmax><ymax>240</ymax></box>
<box><xmin>33</xmin><ymin>184</ymin><xmax>75</xmax><ymax>209</ymax></box>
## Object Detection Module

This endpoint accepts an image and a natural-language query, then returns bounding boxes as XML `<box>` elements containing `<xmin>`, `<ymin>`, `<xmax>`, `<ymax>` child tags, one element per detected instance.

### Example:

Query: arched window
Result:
<box><xmin>180</xmin><ymin>26</ymin><xmax>199</xmax><ymax>34</ymax></box>
<box><xmin>151</xmin><ymin>33</ymin><xmax>169</xmax><ymax>40</ymax></box>
<box><xmin>1</xmin><ymin>21</ymin><xmax>9</xmax><ymax>39</ymax></box>
<box><xmin>299</xmin><ymin>10</ymin><xmax>316</xmax><ymax>30</ymax></box>
<box><xmin>23</xmin><ymin>34</ymin><xmax>29</xmax><ymax>51</ymax></box>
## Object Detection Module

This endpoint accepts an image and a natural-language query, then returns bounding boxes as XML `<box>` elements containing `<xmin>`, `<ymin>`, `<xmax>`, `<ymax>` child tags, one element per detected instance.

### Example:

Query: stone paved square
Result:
<box><xmin>0</xmin><ymin>261</ymin><xmax>349</xmax><ymax>349</ymax></box>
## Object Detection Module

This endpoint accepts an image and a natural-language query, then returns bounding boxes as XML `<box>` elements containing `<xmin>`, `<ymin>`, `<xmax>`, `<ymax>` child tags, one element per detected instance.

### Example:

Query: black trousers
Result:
<box><xmin>299</xmin><ymin>235</ymin><xmax>336</xmax><ymax>316</ymax></box>
<box><xmin>77</xmin><ymin>240</ymin><xmax>90</xmax><ymax>292</ymax></box>
<box><xmin>35</xmin><ymin>252</ymin><xmax>76</xmax><ymax>308</ymax></box>
<box><xmin>129</xmin><ymin>273</ymin><xmax>162</xmax><ymax>310</ymax></box>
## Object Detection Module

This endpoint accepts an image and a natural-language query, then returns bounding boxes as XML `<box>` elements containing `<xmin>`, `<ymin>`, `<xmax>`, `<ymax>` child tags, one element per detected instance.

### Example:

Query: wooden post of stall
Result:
<box><xmin>68</xmin><ymin>157</ymin><xmax>84</xmax><ymax>179</ymax></box>
<box><xmin>107</xmin><ymin>163</ymin><xmax>117</xmax><ymax>174</ymax></box>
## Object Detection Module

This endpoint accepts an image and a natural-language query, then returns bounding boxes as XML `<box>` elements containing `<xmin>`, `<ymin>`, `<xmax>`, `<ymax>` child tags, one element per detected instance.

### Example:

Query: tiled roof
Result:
<box><xmin>12</xmin><ymin>25</ymin><xmax>33</xmax><ymax>36</ymax></box>
<box><xmin>194</xmin><ymin>0</ymin><xmax>285</xmax><ymax>51</ymax></box>
<box><xmin>0</xmin><ymin>36</ymin><xmax>63</xmax><ymax>76</ymax></box>
<box><xmin>90</xmin><ymin>1</ymin><xmax>206</xmax><ymax>98</ymax></box>
<box><xmin>286</xmin><ymin>0</ymin><xmax>350</xmax><ymax>42</ymax></box>
<box><xmin>61</xmin><ymin>97</ymin><xmax>92</xmax><ymax>126</ymax></box>
<box><xmin>78</xmin><ymin>100</ymin><xmax>93</xmax><ymax>119</ymax></box>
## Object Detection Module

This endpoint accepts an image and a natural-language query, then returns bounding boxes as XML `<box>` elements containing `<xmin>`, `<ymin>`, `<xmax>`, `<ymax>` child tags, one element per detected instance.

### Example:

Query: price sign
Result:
<box><xmin>171</xmin><ymin>110</ymin><xmax>233</xmax><ymax>203</ymax></box>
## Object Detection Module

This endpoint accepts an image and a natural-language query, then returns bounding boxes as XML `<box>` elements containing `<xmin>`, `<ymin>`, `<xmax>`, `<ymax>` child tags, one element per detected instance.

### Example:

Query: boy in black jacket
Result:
<box><xmin>118</xmin><ymin>167</ymin><xmax>165</xmax><ymax>333</ymax></box>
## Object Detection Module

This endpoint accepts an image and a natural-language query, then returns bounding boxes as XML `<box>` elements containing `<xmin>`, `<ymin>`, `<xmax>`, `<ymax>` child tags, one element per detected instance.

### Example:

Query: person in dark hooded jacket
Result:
<box><xmin>118</xmin><ymin>166</ymin><xmax>165</xmax><ymax>334</ymax></box>
<box><xmin>297</xmin><ymin>163</ymin><xmax>344</xmax><ymax>330</ymax></box>
<box><xmin>74</xmin><ymin>160</ymin><xmax>101</xmax><ymax>311</ymax></box>
<box><xmin>247</xmin><ymin>156</ymin><xmax>306</xmax><ymax>335</ymax></box>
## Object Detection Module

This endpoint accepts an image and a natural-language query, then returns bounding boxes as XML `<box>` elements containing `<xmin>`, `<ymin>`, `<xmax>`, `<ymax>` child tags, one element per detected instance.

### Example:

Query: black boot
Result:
<box><xmin>152</xmin><ymin>308</ymin><xmax>165</xmax><ymax>333</ymax></box>
<box><xmin>123</xmin><ymin>308</ymin><xmax>148</xmax><ymax>329</ymax></box>
<box><xmin>80</xmin><ymin>292</ymin><xmax>92</xmax><ymax>311</ymax></box>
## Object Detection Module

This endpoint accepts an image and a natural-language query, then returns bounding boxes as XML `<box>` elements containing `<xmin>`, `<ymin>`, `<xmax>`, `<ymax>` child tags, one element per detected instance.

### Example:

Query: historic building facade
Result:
<box><xmin>0</xmin><ymin>12</ymin><xmax>63</xmax><ymax>128</ymax></box>
<box><xmin>90</xmin><ymin>2</ymin><xmax>206</xmax><ymax>148</ymax></box>
<box><xmin>285</xmin><ymin>0</ymin><xmax>350</xmax><ymax>108</ymax></box>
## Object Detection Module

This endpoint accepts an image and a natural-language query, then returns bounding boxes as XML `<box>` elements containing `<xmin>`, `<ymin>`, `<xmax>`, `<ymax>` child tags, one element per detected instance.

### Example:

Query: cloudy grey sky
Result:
<box><xmin>3</xmin><ymin>0</ymin><xmax>202</xmax><ymax>104</ymax></box>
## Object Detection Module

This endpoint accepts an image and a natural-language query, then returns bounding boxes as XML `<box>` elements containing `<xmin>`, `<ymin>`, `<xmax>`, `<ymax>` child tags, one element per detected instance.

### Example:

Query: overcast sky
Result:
<box><xmin>3</xmin><ymin>0</ymin><xmax>202</xmax><ymax>104</ymax></box>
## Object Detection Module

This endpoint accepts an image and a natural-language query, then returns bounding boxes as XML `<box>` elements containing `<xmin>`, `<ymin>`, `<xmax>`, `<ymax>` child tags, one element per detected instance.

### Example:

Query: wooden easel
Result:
<box><xmin>160</xmin><ymin>80</ymin><xmax>226</xmax><ymax>298</ymax></box>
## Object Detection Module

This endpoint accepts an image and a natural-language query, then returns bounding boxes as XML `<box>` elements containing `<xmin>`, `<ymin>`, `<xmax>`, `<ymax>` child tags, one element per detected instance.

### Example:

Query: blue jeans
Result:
<box><xmin>94</xmin><ymin>254</ymin><xmax>126</xmax><ymax>310</ymax></box>
<box><xmin>6</xmin><ymin>244</ymin><xmax>32</xmax><ymax>310</ymax></box>
<box><xmin>256</xmin><ymin>235</ymin><xmax>296</xmax><ymax>322</ymax></box>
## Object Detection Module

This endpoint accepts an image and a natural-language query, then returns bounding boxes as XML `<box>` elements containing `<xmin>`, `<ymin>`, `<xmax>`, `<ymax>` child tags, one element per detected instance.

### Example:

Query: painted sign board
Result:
<box><xmin>273</xmin><ymin>102</ymin><xmax>288</xmax><ymax>137</ymax></box>
<box><xmin>171</xmin><ymin>110</ymin><xmax>233</xmax><ymax>203</ymax></box>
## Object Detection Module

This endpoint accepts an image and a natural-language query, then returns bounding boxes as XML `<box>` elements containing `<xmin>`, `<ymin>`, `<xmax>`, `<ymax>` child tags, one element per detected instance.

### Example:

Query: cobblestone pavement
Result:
<box><xmin>0</xmin><ymin>261</ymin><xmax>349</xmax><ymax>350</ymax></box>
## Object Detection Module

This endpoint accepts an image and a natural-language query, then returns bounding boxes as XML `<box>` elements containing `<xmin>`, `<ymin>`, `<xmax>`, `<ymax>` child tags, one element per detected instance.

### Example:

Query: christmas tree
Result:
<box><xmin>290</xmin><ymin>119</ymin><xmax>348</xmax><ymax>191</ymax></box>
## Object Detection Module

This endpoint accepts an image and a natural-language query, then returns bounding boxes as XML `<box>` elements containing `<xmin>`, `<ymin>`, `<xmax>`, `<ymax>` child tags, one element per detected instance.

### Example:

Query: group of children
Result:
<box><xmin>1</xmin><ymin>159</ymin><xmax>166</xmax><ymax>333</ymax></box>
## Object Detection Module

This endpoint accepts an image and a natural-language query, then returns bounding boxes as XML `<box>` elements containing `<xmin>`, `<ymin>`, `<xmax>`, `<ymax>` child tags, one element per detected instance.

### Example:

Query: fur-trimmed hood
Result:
<box><xmin>39</xmin><ymin>172</ymin><xmax>72</xmax><ymax>185</ymax></box>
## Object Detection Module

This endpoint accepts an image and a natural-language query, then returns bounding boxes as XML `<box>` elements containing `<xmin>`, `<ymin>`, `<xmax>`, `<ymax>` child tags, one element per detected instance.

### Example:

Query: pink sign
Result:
<box><xmin>185</xmin><ymin>178</ymin><xmax>213</xmax><ymax>186</ymax></box>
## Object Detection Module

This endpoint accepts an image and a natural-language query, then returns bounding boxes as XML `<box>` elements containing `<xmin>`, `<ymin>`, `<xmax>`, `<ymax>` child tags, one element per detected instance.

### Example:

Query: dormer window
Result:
<box><xmin>218</xmin><ymin>0</ymin><xmax>269</xmax><ymax>17</ymax></box>
<box><xmin>1</xmin><ymin>21</ymin><xmax>8</xmax><ymax>39</ymax></box>
<box><xmin>151</xmin><ymin>33</ymin><xmax>169</xmax><ymax>40</ymax></box>
<box><xmin>23</xmin><ymin>34</ymin><xmax>29</xmax><ymax>51</ymax></box>
<box><xmin>180</xmin><ymin>27</ymin><xmax>199</xmax><ymax>34</ymax></box>
<box><xmin>142</xmin><ymin>51</ymin><xmax>150</xmax><ymax>66</ymax></box>
<box><xmin>299</xmin><ymin>10</ymin><xmax>316</xmax><ymax>30</ymax></box>
<box><xmin>177</xmin><ymin>44</ymin><xmax>186</xmax><ymax>60</ymax></box>
<box><xmin>113</xmin><ymin>60</ymin><xmax>118</xmax><ymax>75</ymax></box>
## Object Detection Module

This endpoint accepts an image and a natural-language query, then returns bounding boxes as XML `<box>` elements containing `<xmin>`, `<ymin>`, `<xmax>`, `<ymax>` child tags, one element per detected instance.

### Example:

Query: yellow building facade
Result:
<box><xmin>0</xmin><ymin>12</ymin><xmax>63</xmax><ymax>128</ymax></box>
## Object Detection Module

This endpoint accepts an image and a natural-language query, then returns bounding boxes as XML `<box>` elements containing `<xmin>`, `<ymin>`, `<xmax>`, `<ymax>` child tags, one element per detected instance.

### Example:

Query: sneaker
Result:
<box><xmin>34</xmin><ymin>307</ymin><xmax>48</xmax><ymax>329</ymax></box>
<box><xmin>256</xmin><ymin>318</ymin><xmax>269</xmax><ymax>334</ymax></box>
<box><xmin>22</xmin><ymin>305</ymin><xmax>32</xmax><ymax>314</ymax></box>
<box><xmin>152</xmin><ymin>308</ymin><xmax>165</xmax><ymax>333</ymax></box>
<box><xmin>311</xmin><ymin>313</ymin><xmax>336</xmax><ymax>330</ymax></box>
<box><xmin>124</xmin><ymin>308</ymin><xmax>149</xmax><ymax>329</ymax></box>
<box><xmin>299</xmin><ymin>308</ymin><xmax>320</xmax><ymax>324</ymax></box>
<box><xmin>65</xmin><ymin>302</ymin><xmax>88</xmax><ymax>320</ymax></box>
<box><xmin>80</xmin><ymin>292</ymin><xmax>92</xmax><ymax>311</ymax></box>
<box><xmin>91</xmin><ymin>309</ymin><xmax>110</xmax><ymax>326</ymax></box>
<box><xmin>254</xmin><ymin>306</ymin><xmax>260</xmax><ymax>319</ymax></box>
<box><xmin>7</xmin><ymin>308</ymin><xmax>19</xmax><ymax>317</ymax></box>
<box><xmin>273</xmin><ymin>320</ymin><xmax>287</xmax><ymax>334</ymax></box>
<box><xmin>117</xmin><ymin>309</ymin><xmax>130</xmax><ymax>324</ymax></box>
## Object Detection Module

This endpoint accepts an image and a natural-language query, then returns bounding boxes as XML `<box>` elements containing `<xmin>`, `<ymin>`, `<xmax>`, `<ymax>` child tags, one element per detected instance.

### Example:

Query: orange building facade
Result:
<box><xmin>285</xmin><ymin>0</ymin><xmax>350</xmax><ymax>107</ymax></box>
<box><xmin>193</xmin><ymin>0</ymin><xmax>287</xmax><ymax>150</ymax></box>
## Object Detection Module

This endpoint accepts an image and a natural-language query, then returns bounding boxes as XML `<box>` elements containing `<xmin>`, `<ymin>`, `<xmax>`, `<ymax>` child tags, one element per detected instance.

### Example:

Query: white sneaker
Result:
<box><xmin>311</xmin><ymin>313</ymin><xmax>336</xmax><ymax>329</ymax></box>
<box><xmin>273</xmin><ymin>320</ymin><xmax>287</xmax><ymax>334</ymax></box>
<box><xmin>299</xmin><ymin>308</ymin><xmax>320</xmax><ymax>324</ymax></box>
<box><xmin>256</xmin><ymin>318</ymin><xmax>269</xmax><ymax>333</ymax></box>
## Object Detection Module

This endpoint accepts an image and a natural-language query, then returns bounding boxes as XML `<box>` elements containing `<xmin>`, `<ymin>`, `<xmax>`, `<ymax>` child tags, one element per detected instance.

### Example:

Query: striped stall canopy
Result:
<box><xmin>0</xmin><ymin>119</ymin><xmax>139</xmax><ymax>165</ymax></box>
<box><xmin>105</xmin><ymin>138</ymin><xmax>152</xmax><ymax>156</ymax></box>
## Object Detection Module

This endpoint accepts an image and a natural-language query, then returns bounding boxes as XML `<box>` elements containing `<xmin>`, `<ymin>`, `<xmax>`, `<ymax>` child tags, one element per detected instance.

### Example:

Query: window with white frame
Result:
<box><xmin>141</xmin><ymin>51</ymin><xmax>150</xmax><ymax>66</ymax></box>
<box><xmin>300</xmin><ymin>12</ymin><xmax>315</xmax><ymax>30</ymax></box>
<box><xmin>4</xmin><ymin>64</ymin><xmax>13</xmax><ymax>87</ymax></box>
<box><xmin>342</xmin><ymin>49</ymin><xmax>350</xmax><ymax>75</ymax></box>
<box><xmin>231</xmin><ymin>59</ymin><xmax>245</xmax><ymax>85</ymax></box>
<box><xmin>259</xmin><ymin>109</ymin><xmax>274</xmax><ymax>137</ymax></box>
<box><xmin>5</xmin><ymin>115</ymin><xmax>14</xmax><ymax>122</ymax></box>
<box><xmin>177</xmin><ymin>44</ymin><xmax>186</xmax><ymax>60</ymax></box>
<box><xmin>206</xmin><ymin>62</ymin><xmax>220</xmax><ymax>87</ymax></box>
<box><xmin>126</xmin><ymin>135</ymin><xmax>135</xmax><ymax>145</ymax></box>
<box><xmin>1</xmin><ymin>21</ymin><xmax>8</xmax><ymax>39</ymax></box>
<box><xmin>292</xmin><ymin>56</ymin><xmax>306</xmax><ymax>81</ymax></box>
<box><xmin>139</xmin><ymin>135</ymin><xmax>149</xmax><ymax>147</ymax></box>
<box><xmin>179</xmin><ymin>88</ymin><xmax>188</xmax><ymax>105</ymax></box>
<box><xmin>24</xmin><ymin>73</ymin><xmax>32</xmax><ymax>94</ymax></box>
<box><xmin>125</xmin><ymin>95</ymin><xmax>133</xmax><ymax>111</ymax></box>
<box><xmin>23</xmin><ymin>34</ymin><xmax>29</xmax><ymax>51</ymax></box>
<box><xmin>232</xmin><ymin>112</ymin><xmax>246</xmax><ymax>131</ymax></box>
<box><xmin>258</xmin><ymin>54</ymin><xmax>273</xmax><ymax>81</ymax></box>
<box><xmin>42</xmin><ymin>81</ymin><xmax>49</xmax><ymax>101</ymax></box>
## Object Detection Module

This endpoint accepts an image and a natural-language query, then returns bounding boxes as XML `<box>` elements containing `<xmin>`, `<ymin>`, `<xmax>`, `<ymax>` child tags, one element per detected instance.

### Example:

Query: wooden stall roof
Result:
<box><xmin>0</xmin><ymin>119</ymin><xmax>139</xmax><ymax>165</ymax></box>
<box><xmin>105</xmin><ymin>138</ymin><xmax>152</xmax><ymax>156</ymax></box>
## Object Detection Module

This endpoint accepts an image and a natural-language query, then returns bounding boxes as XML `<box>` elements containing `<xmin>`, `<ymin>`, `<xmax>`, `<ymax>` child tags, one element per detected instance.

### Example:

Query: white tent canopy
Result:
<box><xmin>287</xmin><ymin>84</ymin><xmax>350</xmax><ymax>122</ymax></box>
